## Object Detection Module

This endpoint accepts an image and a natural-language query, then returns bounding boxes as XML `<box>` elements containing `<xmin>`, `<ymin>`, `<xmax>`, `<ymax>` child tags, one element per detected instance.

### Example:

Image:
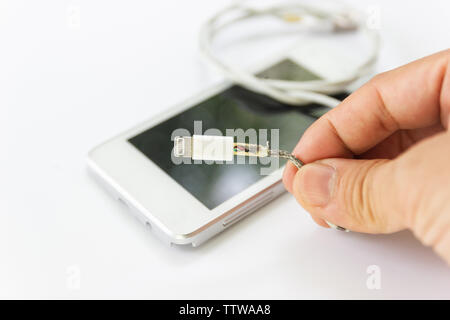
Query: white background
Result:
<box><xmin>1</xmin><ymin>0</ymin><xmax>450</xmax><ymax>299</ymax></box>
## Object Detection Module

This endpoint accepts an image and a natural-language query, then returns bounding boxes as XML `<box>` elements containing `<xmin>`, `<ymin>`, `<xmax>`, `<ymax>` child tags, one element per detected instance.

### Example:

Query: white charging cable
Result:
<box><xmin>199</xmin><ymin>1</ymin><xmax>380</xmax><ymax>108</ymax></box>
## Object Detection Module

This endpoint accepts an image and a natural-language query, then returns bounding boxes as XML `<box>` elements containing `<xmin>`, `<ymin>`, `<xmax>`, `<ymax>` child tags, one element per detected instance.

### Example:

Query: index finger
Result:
<box><xmin>284</xmin><ymin>49</ymin><xmax>450</xmax><ymax>192</ymax></box>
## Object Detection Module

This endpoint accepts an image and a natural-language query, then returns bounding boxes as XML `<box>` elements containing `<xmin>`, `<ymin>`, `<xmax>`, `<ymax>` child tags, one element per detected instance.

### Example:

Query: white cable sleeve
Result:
<box><xmin>199</xmin><ymin>1</ymin><xmax>380</xmax><ymax>108</ymax></box>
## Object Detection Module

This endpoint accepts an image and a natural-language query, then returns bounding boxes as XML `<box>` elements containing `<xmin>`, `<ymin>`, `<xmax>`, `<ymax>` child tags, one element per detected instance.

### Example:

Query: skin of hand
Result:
<box><xmin>283</xmin><ymin>49</ymin><xmax>450</xmax><ymax>264</ymax></box>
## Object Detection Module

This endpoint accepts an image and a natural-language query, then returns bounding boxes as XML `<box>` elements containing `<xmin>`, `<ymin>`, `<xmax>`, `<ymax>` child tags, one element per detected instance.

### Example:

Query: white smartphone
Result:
<box><xmin>87</xmin><ymin>50</ymin><xmax>348</xmax><ymax>247</ymax></box>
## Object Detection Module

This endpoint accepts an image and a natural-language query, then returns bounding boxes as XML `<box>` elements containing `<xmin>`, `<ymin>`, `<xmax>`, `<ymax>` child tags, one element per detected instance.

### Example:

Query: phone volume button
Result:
<box><xmin>222</xmin><ymin>191</ymin><xmax>274</xmax><ymax>228</ymax></box>
<box><xmin>118</xmin><ymin>198</ymin><xmax>129</xmax><ymax>208</ymax></box>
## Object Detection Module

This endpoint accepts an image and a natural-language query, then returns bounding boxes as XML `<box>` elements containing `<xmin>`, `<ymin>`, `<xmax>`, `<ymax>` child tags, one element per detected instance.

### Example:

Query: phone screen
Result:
<box><xmin>128</xmin><ymin>59</ymin><xmax>345</xmax><ymax>209</ymax></box>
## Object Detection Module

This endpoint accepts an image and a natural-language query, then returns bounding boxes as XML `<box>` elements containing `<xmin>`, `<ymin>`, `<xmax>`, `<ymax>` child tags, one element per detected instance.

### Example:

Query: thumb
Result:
<box><xmin>292</xmin><ymin>158</ymin><xmax>403</xmax><ymax>233</ymax></box>
<box><xmin>292</xmin><ymin>131</ymin><xmax>450</xmax><ymax>264</ymax></box>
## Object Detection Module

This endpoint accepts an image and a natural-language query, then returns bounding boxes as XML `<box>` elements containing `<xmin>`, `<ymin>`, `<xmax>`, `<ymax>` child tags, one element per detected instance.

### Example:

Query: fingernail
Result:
<box><xmin>294</xmin><ymin>163</ymin><xmax>336</xmax><ymax>207</ymax></box>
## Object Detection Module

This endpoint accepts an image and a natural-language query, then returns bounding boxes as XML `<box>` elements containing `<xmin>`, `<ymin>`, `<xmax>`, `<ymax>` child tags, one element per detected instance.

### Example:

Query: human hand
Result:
<box><xmin>283</xmin><ymin>50</ymin><xmax>450</xmax><ymax>264</ymax></box>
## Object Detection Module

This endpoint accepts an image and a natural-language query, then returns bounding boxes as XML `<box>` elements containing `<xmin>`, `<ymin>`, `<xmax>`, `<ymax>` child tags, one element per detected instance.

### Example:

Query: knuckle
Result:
<box><xmin>369</xmin><ymin>72</ymin><xmax>387</xmax><ymax>85</ymax></box>
<box><xmin>341</xmin><ymin>160</ymin><xmax>388</xmax><ymax>229</ymax></box>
